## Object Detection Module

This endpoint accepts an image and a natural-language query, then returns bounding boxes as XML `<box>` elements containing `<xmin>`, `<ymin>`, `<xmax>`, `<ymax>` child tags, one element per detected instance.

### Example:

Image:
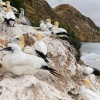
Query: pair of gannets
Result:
<box><xmin>1</xmin><ymin>42</ymin><xmax>59</xmax><ymax>77</ymax></box>
<box><xmin>11</xmin><ymin>34</ymin><xmax>48</xmax><ymax>63</ymax></box>
<box><xmin>81</xmin><ymin>78</ymin><xmax>100</xmax><ymax>100</ymax></box>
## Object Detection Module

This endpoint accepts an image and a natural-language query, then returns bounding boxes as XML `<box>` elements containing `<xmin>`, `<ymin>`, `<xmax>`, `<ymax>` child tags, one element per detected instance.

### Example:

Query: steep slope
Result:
<box><xmin>54</xmin><ymin>4</ymin><xmax>100</xmax><ymax>42</ymax></box>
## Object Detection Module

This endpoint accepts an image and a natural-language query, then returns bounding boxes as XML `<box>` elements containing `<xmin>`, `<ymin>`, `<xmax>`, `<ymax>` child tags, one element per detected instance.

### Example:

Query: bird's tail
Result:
<box><xmin>44</xmin><ymin>57</ymin><xmax>49</xmax><ymax>63</ymax></box>
<box><xmin>41</xmin><ymin>66</ymin><xmax>60</xmax><ymax>77</ymax></box>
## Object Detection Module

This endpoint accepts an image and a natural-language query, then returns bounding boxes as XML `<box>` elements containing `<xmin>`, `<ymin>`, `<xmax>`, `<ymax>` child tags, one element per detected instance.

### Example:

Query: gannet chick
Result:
<box><xmin>34</xmin><ymin>33</ymin><xmax>48</xmax><ymax>63</ymax></box>
<box><xmin>19</xmin><ymin>8</ymin><xmax>31</xmax><ymax>25</ymax></box>
<box><xmin>45</xmin><ymin>19</ymin><xmax>53</xmax><ymax>30</ymax></box>
<box><xmin>10</xmin><ymin>35</ymin><xmax>25</xmax><ymax>50</ymax></box>
<box><xmin>1</xmin><ymin>43</ymin><xmax>59</xmax><ymax>77</ymax></box>
<box><xmin>80</xmin><ymin>78</ymin><xmax>100</xmax><ymax>100</ymax></box>
<box><xmin>5</xmin><ymin>1</ymin><xmax>18</xmax><ymax>12</ymax></box>
<box><xmin>39</xmin><ymin>20</ymin><xmax>47</xmax><ymax>31</ymax></box>
<box><xmin>4</xmin><ymin>6</ymin><xmax>15</xmax><ymax>27</ymax></box>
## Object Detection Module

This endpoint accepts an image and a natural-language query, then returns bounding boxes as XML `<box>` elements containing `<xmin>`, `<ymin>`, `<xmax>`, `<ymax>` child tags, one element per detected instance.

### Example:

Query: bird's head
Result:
<box><xmin>20</xmin><ymin>8</ymin><xmax>24</xmax><ymax>12</ymax></box>
<box><xmin>83</xmin><ymin>78</ymin><xmax>91</xmax><ymax>88</ymax></box>
<box><xmin>6</xmin><ymin>1</ymin><xmax>10</xmax><ymax>5</ymax></box>
<box><xmin>0</xmin><ymin>2</ymin><xmax>2</xmax><ymax>7</ymax></box>
<box><xmin>10</xmin><ymin>35</ymin><xmax>25</xmax><ymax>50</ymax></box>
<box><xmin>36</xmin><ymin>33</ymin><xmax>42</xmax><ymax>41</ymax></box>
<box><xmin>46</xmin><ymin>19</ymin><xmax>51</xmax><ymax>23</ymax></box>
<box><xmin>7</xmin><ymin>6</ymin><xmax>12</xmax><ymax>12</ymax></box>
<box><xmin>54</xmin><ymin>21</ymin><xmax>59</xmax><ymax>27</ymax></box>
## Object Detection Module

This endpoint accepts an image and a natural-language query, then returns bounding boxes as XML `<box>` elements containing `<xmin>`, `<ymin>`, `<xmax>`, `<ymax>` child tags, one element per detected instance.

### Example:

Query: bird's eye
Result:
<box><xmin>15</xmin><ymin>38</ymin><xmax>20</xmax><ymax>41</ymax></box>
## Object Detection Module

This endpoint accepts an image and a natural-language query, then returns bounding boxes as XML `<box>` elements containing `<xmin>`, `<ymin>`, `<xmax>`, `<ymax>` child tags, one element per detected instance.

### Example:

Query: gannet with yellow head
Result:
<box><xmin>51</xmin><ymin>21</ymin><xmax>70</xmax><ymax>37</ymax></box>
<box><xmin>34</xmin><ymin>33</ymin><xmax>48</xmax><ymax>63</ymax></box>
<box><xmin>4</xmin><ymin>6</ymin><xmax>15</xmax><ymax>26</ymax></box>
<box><xmin>45</xmin><ymin>19</ymin><xmax>53</xmax><ymax>30</ymax></box>
<box><xmin>1</xmin><ymin>43</ymin><xmax>59</xmax><ymax>77</ymax></box>
<box><xmin>80</xmin><ymin>78</ymin><xmax>100</xmax><ymax>100</ymax></box>
<box><xmin>10</xmin><ymin>35</ymin><xmax>25</xmax><ymax>50</ymax></box>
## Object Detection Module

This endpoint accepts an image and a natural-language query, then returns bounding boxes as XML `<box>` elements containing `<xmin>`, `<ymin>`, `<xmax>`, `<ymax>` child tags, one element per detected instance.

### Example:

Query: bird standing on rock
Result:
<box><xmin>1</xmin><ymin>43</ymin><xmax>59</xmax><ymax>77</ymax></box>
<box><xmin>34</xmin><ymin>33</ymin><xmax>49</xmax><ymax>63</ymax></box>
<box><xmin>45</xmin><ymin>19</ymin><xmax>53</xmax><ymax>30</ymax></box>
<box><xmin>4</xmin><ymin>6</ymin><xmax>15</xmax><ymax>26</ymax></box>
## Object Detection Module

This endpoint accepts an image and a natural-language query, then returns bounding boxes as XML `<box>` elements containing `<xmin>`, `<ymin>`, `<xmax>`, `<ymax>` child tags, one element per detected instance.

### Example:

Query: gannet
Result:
<box><xmin>83</xmin><ymin>66</ymin><xmax>100</xmax><ymax>76</ymax></box>
<box><xmin>45</xmin><ymin>19</ymin><xmax>53</xmax><ymax>30</ymax></box>
<box><xmin>5</xmin><ymin>1</ymin><xmax>18</xmax><ymax>12</ymax></box>
<box><xmin>4</xmin><ymin>6</ymin><xmax>15</xmax><ymax>26</ymax></box>
<box><xmin>51</xmin><ymin>21</ymin><xmax>70</xmax><ymax>37</ymax></box>
<box><xmin>10</xmin><ymin>35</ymin><xmax>25</xmax><ymax>50</ymax></box>
<box><xmin>34</xmin><ymin>33</ymin><xmax>48</xmax><ymax>63</ymax></box>
<box><xmin>39</xmin><ymin>20</ymin><xmax>47</xmax><ymax>31</ymax></box>
<box><xmin>19</xmin><ymin>8</ymin><xmax>31</xmax><ymax>25</ymax></box>
<box><xmin>1</xmin><ymin>43</ymin><xmax>59</xmax><ymax>77</ymax></box>
<box><xmin>80</xmin><ymin>78</ymin><xmax>100</xmax><ymax>100</ymax></box>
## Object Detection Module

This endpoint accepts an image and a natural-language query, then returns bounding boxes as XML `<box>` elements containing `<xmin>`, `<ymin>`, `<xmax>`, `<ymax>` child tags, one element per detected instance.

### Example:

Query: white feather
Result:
<box><xmin>34</xmin><ymin>40</ymin><xmax>47</xmax><ymax>55</ymax></box>
<box><xmin>83</xmin><ymin>67</ymin><xmax>94</xmax><ymax>75</ymax></box>
<box><xmin>40</xmin><ymin>22</ymin><xmax>47</xmax><ymax>31</ymax></box>
<box><xmin>52</xmin><ymin>28</ymin><xmax>67</xmax><ymax>34</ymax></box>
<box><xmin>5</xmin><ymin>11</ymin><xmax>15</xmax><ymax>19</ymax></box>
<box><xmin>46</xmin><ymin>22</ymin><xmax>53</xmax><ymax>29</ymax></box>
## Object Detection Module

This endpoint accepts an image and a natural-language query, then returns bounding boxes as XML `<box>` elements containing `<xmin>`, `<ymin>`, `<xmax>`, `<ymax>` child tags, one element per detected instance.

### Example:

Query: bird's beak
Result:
<box><xmin>0</xmin><ymin>47</ymin><xmax>12</xmax><ymax>51</ymax></box>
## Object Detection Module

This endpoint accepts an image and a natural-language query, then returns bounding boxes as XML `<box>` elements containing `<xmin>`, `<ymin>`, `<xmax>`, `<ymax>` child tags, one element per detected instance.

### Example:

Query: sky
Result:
<box><xmin>46</xmin><ymin>0</ymin><xmax>100</xmax><ymax>27</ymax></box>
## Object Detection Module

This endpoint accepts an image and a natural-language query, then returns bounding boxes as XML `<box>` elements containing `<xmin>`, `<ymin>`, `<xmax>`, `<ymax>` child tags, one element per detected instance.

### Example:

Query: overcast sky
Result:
<box><xmin>46</xmin><ymin>0</ymin><xmax>100</xmax><ymax>27</ymax></box>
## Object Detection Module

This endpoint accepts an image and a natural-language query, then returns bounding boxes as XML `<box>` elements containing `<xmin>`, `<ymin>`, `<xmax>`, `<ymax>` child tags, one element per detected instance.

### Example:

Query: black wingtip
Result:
<box><xmin>93</xmin><ymin>68</ymin><xmax>100</xmax><ymax>76</ymax></box>
<box><xmin>41</xmin><ymin>66</ymin><xmax>60</xmax><ymax>78</ymax></box>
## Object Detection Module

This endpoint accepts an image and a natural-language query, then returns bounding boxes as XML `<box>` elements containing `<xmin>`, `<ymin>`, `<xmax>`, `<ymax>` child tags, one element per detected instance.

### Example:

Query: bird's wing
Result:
<box><xmin>85</xmin><ymin>89</ymin><xmax>100</xmax><ymax>100</ymax></box>
<box><xmin>24</xmin><ymin>16</ymin><xmax>31</xmax><ymax>25</ymax></box>
<box><xmin>12</xmin><ymin>7</ymin><xmax>18</xmax><ymax>12</ymax></box>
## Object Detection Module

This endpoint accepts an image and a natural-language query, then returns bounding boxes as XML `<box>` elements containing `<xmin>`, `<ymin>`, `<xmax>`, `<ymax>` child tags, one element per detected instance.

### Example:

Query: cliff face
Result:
<box><xmin>54</xmin><ymin>4</ymin><xmax>100</xmax><ymax>42</ymax></box>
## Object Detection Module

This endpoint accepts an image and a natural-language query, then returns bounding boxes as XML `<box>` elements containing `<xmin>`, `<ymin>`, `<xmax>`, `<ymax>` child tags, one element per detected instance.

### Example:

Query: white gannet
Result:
<box><xmin>10</xmin><ymin>35</ymin><xmax>25</xmax><ymax>50</ymax></box>
<box><xmin>4</xmin><ymin>6</ymin><xmax>15</xmax><ymax>26</ymax></box>
<box><xmin>5</xmin><ymin>1</ymin><xmax>18</xmax><ymax>12</ymax></box>
<box><xmin>80</xmin><ymin>78</ymin><xmax>100</xmax><ymax>100</ymax></box>
<box><xmin>34</xmin><ymin>33</ymin><xmax>48</xmax><ymax>63</ymax></box>
<box><xmin>45</xmin><ymin>19</ymin><xmax>53</xmax><ymax>30</ymax></box>
<box><xmin>19</xmin><ymin>8</ymin><xmax>31</xmax><ymax>25</ymax></box>
<box><xmin>39</xmin><ymin>20</ymin><xmax>47</xmax><ymax>31</ymax></box>
<box><xmin>1</xmin><ymin>43</ymin><xmax>59</xmax><ymax>77</ymax></box>
<box><xmin>51</xmin><ymin>21</ymin><xmax>70</xmax><ymax>37</ymax></box>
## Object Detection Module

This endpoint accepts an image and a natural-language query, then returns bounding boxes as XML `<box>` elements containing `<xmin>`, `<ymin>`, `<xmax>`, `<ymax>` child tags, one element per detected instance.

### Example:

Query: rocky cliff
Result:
<box><xmin>0</xmin><ymin>8</ymin><xmax>100</xmax><ymax>100</ymax></box>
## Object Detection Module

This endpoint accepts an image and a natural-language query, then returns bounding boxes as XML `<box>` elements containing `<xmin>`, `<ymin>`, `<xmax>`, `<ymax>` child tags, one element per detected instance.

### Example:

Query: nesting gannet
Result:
<box><xmin>34</xmin><ymin>33</ymin><xmax>48</xmax><ymax>63</ymax></box>
<box><xmin>1</xmin><ymin>43</ymin><xmax>59</xmax><ymax>77</ymax></box>
<box><xmin>10</xmin><ymin>35</ymin><xmax>25</xmax><ymax>50</ymax></box>
<box><xmin>80</xmin><ymin>78</ymin><xmax>100</xmax><ymax>100</ymax></box>
<box><xmin>51</xmin><ymin>21</ymin><xmax>70</xmax><ymax>37</ymax></box>
<box><xmin>45</xmin><ymin>19</ymin><xmax>53</xmax><ymax>30</ymax></box>
<box><xmin>39</xmin><ymin>20</ymin><xmax>47</xmax><ymax>31</ymax></box>
<box><xmin>5</xmin><ymin>1</ymin><xmax>18</xmax><ymax>12</ymax></box>
<box><xmin>19</xmin><ymin>8</ymin><xmax>31</xmax><ymax>25</ymax></box>
<box><xmin>4</xmin><ymin>6</ymin><xmax>15</xmax><ymax>26</ymax></box>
